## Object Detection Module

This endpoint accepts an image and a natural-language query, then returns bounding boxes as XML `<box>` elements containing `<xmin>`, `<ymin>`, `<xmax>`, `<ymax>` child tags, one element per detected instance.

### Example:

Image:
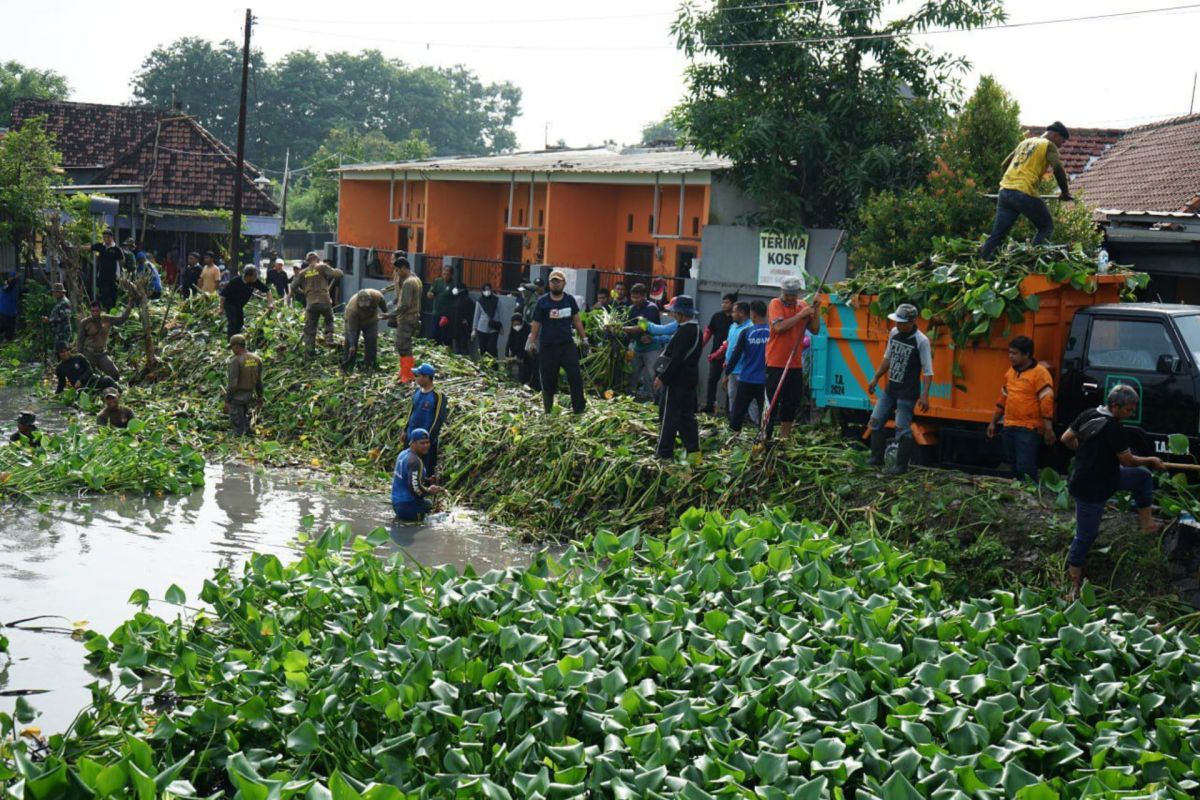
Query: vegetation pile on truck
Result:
<box><xmin>811</xmin><ymin>240</ymin><xmax>1163</xmax><ymax>469</ymax></box>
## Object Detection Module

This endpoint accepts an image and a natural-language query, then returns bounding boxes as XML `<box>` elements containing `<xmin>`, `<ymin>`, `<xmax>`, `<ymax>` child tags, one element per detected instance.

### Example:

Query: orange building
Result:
<box><xmin>335</xmin><ymin>146</ymin><xmax>731</xmax><ymax>289</ymax></box>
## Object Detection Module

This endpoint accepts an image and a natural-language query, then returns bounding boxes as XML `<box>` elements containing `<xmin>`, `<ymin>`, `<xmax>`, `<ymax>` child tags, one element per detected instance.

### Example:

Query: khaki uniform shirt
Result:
<box><xmin>227</xmin><ymin>350</ymin><xmax>264</xmax><ymax>400</ymax></box>
<box><xmin>397</xmin><ymin>274</ymin><xmax>423</xmax><ymax>324</ymax></box>
<box><xmin>291</xmin><ymin>263</ymin><xmax>343</xmax><ymax>307</ymax></box>
<box><xmin>345</xmin><ymin>289</ymin><xmax>387</xmax><ymax>326</ymax></box>
<box><xmin>96</xmin><ymin>406</ymin><xmax>134</xmax><ymax>428</ymax></box>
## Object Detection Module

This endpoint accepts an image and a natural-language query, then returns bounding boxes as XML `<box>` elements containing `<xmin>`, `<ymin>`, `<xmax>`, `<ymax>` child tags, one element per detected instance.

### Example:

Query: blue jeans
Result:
<box><xmin>1068</xmin><ymin>466</ymin><xmax>1154</xmax><ymax>567</ymax></box>
<box><xmin>393</xmin><ymin>498</ymin><xmax>432</xmax><ymax>522</ymax></box>
<box><xmin>981</xmin><ymin>188</ymin><xmax>1054</xmax><ymax>259</ymax></box>
<box><xmin>869</xmin><ymin>390</ymin><xmax>915</xmax><ymax>439</ymax></box>
<box><xmin>1002</xmin><ymin>426</ymin><xmax>1042</xmax><ymax>481</ymax></box>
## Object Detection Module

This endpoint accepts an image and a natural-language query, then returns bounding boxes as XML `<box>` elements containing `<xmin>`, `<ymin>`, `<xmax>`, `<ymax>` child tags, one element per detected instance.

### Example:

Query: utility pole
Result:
<box><xmin>229</xmin><ymin>8</ymin><xmax>252</xmax><ymax>268</ymax></box>
<box><xmin>278</xmin><ymin>147</ymin><xmax>290</xmax><ymax>253</ymax></box>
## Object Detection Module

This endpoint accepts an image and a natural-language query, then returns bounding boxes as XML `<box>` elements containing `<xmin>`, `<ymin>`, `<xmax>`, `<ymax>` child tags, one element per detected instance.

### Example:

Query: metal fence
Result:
<box><xmin>593</xmin><ymin>269</ymin><xmax>686</xmax><ymax>300</ymax></box>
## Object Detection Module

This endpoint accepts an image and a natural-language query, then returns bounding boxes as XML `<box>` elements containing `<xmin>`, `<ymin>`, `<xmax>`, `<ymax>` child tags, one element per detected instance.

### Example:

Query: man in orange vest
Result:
<box><xmin>980</xmin><ymin>122</ymin><xmax>1073</xmax><ymax>260</ymax></box>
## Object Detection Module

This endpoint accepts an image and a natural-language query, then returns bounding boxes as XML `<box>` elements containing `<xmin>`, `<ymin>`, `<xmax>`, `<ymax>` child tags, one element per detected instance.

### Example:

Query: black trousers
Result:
<box><xmin>538</xmin><ymin>342</ymin><xmax>585</xmax><ymax>414</ymax></box>
<box><xmin>0</xmin><ymin>314</ymin><xmax>15</xmax><ymax>342</ymax></box>
<box><xmin>729</xmin><ymin>380</ymin><xmax>765</xmax><ymax>432</ymax></box>
<box><xmin>703</xmin><ymin>359</ymin><xmax>725</xmax><ymax>411</ymax></box>
<box><xmin>657</xmin><ymin>383</ymin><xmax>699</xmax><ymax>458</ymax></box>
<box><xmin>225</xmin><ymin>305</ymin><xmax>245</xmax><ymax>338</ymax></box>
<box><xmin>98</xmin><ymin>280</ymin><xmax>118</xmax><ymax>311</ymax></box>
<box><xmin>764</xmin><ymin>367</ymin><xmax>804</xmax><ymax>435</ymax></box>
<box><xmin>478</xmin><ymin>331</ymin><xmax>499</xmax><ymax>358</ymax></box>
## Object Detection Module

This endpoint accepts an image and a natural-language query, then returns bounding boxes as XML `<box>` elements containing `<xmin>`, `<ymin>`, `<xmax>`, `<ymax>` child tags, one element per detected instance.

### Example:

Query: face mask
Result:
<box><xmin>452</xmin><ymin>288</ymin><xmax>460</xmax><ymax>296</ymax></box>
<box><xmin>483</xmin><ymin>290</ymin><xmax>492</xmax><ymax>297</ymax></box>
<box><xmin>513</xmin><ymin>323</ymin><xmax>523</xmax><ymax>331</ymax></box>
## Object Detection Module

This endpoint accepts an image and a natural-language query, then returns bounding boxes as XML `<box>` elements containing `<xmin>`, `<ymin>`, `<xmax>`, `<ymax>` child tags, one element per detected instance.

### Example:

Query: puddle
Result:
<box><xmin>0</xmin><ymin>387</ymin><xmax>540</xmax><ymax>733</ymax></box>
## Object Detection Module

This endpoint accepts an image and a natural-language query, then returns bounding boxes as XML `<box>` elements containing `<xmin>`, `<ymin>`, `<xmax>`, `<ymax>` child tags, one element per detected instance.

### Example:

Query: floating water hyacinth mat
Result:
<box><xmin>3</xmin><ymin>508</ymin><xmax>1199</xmax><ymax>798</ymax></box>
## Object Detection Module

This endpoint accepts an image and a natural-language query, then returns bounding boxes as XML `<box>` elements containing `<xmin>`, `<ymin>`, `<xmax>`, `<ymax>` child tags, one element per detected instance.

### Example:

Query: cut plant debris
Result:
<box><xmin>3</xmin><ymin>509</ymin><xmax>1199</xmax><ymax>798</ymax></box>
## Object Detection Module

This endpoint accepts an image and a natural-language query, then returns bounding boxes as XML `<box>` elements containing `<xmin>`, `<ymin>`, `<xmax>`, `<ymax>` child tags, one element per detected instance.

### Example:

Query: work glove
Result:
<box><xmin>439</xmin><ymin>316</ymin><xmax>449</xmax><ymax>328</ymax></box>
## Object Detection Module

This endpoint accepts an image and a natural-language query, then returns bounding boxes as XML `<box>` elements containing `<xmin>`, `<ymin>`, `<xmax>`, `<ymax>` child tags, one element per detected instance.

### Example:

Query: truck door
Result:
<box><xmin>1074</xmin><ymin>314</ymin><xmax>1196</xmax><ymax>454</ymax></box>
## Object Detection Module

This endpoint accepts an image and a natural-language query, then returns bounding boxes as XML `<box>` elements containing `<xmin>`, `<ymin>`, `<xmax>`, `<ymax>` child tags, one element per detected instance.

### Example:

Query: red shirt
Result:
<box><xmin>766</xmin><ymin>298</ymin><xmax>812</xmax><ymax>368</ymax></box>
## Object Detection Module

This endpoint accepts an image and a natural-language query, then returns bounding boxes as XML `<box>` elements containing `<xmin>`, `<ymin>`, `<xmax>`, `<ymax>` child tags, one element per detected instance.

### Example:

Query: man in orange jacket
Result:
<box><xmin>987</xmin><ymin>335</ymin><xmax>1056</xmax><ymax>480</ymax></box>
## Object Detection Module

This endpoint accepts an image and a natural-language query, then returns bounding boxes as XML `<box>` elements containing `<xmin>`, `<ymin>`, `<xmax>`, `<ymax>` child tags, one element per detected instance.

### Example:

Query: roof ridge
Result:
<box><xmin>1124</xmin><ymin>113</ymin><xmax>1200</xmax><ymax>134</ymax></box>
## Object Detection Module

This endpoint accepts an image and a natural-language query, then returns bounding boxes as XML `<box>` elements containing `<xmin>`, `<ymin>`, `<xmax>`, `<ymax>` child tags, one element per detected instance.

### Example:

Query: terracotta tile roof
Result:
<box><xmin>1072</xmin><ymin>114</ymin><xmax>1200</xmax><ymax>214</ymax></box>
<box><xmin>11</xmin><ymin>100</ymin><xmax>163</xmax><ymax>168</ymax></box>
<box><xmin>1023</xmin><ymin>125</ymin><xmax>1124</xmax><ymax>177</ymax></box>
<box><xmin>10</xmin><ymin>99</ymin><xmax>276</xmax><ymax>215</ymax></box>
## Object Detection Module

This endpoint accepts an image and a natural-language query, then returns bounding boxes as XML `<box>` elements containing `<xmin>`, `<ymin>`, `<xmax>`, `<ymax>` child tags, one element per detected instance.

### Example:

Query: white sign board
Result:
<box><xmin>757</xmin><ymin>232</ymin><xmax>809</xmax><ymax>288</ymax></box>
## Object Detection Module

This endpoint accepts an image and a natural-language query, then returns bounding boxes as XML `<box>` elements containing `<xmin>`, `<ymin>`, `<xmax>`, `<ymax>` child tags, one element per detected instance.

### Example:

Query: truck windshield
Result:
<box><xmin>1174</xmin><ymin>314</ymin><xmax>1200</xmax><ymax>365</ymax></box>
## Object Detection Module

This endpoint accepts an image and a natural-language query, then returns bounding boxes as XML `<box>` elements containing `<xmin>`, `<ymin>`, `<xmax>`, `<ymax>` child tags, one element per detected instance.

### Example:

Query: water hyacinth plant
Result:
<box><xmin>3</xmin><ymin>508</ymin><xmax>1200</xmax><ymax>797</ymax></box>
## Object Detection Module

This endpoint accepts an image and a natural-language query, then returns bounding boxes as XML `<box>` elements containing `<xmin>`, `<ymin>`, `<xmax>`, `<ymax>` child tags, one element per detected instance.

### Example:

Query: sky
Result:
<box><xmin>5</xmin><ymin>0</ymin><xmax>1200</xmax><ymax>166</ymax></box>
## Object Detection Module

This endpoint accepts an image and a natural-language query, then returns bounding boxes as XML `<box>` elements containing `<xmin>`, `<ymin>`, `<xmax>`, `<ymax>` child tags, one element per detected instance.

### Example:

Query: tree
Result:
<box><xmin>287</xmin><ymin>128</ymin><xmax>432</xmax><ymax>232</ymax></box>
<box><xmin>0</xmin><ymin>61</ymin><xmax>70</xmax><ymax>127</ymax></box>
<box><xmin>672</xmin><ymin>0</ymin><xmax>1005</xmax><ymax>229</ymax></box>
<box><xmin>0</xmin><ymin>116</ymin><xmax>64</xmax><ymax>261</ymax></box>
<box><xmin>853</xmin><ymin>76</ymin><xmax>1100</xmax><ymax>268</ymax></box>
<box><xmin>640</xmin><ymin>115</ymin><xmax>682</xmax><ymax>147</ymax></box>
<box><xmin>131</xmin><ymin>42</ymin><xmax>521</xmax><ymax>170</ymax></box>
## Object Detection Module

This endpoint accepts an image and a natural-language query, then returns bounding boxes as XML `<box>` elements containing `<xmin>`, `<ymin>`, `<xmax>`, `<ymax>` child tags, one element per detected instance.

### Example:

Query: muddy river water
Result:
<box><xmin>0</xmin><ymin>387</ymin><xmax>539</xmax><ymax>733</ymax></box>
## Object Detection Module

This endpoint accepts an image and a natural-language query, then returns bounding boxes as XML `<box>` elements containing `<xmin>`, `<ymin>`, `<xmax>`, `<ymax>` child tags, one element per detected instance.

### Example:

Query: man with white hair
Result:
<box><xmin>764</xmin><ymin>276</ymin><xmax>820</xmax><ymax>440</ymax></box>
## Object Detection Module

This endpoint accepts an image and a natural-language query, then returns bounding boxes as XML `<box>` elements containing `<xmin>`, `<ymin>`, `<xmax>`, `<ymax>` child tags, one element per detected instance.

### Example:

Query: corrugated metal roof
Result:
<box><xmin>338</xmin><ymin>146</ymin><xmax>732</xmax><ymax>175</ymax></box>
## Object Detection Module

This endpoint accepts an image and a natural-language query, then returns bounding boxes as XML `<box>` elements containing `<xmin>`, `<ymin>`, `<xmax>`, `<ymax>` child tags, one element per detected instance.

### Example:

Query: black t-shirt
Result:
<box><xmin>220</xmin><ymin>277</ymin><xmax>266</xmax><ymax>310</ymax></box>
<box><xmin>56</xmin><ymin>355</ymin><xmax>93</xmax><ymax>393</ymax></box>
<box><xmin>91</xmin><ymin>244</ymin><xmax>124</xmax><ymax>285</ymax></box>
<box><xmin>708</xmin><ymin>310</ymin><xmax>732</xmax><ymax>351</ymax></box>
<box><xmin>533</xmin><ymin>293</ymin><xmax>579</xmax><ymax>348</ymax></box>
<box><xmin>1068</xmin><ymin>407</ymin><xmax>1131</xmax><ymax>503</ymax></box>
<box><xmin>265</xmin><ymin>270</ymin><xmax>290</xmax><ymax>297</ymax></box>
<box><xmin>507</xmin><ymin>323</ymin><xmax>530</xmax><ymax>357</ymax></box>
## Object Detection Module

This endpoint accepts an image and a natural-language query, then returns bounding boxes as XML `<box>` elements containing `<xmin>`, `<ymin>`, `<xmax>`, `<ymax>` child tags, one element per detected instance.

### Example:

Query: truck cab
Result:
<box><xmin>1058</xmin><ymin>304</ymin><xmax>1200</xmax><ymax>458</ymax></box>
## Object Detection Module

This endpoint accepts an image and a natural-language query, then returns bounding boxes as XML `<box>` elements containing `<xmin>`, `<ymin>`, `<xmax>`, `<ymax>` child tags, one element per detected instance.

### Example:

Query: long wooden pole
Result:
<box><xmin>229</xmin><ymin>8</ymin><xmax>252</xmax><ymax>268</ymax></box>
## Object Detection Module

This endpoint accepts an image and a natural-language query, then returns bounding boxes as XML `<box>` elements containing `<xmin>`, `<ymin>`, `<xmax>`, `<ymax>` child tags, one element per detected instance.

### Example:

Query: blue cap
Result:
<box><xmin>409</xmin><ymin>427</ymin><xmax>430</xmax><ymax>442</ymax></box>
<box><xmin>135</xmin><ymin>251</ymin><xmax>147</xmax><ymax>260</ymax></box>
<box><xmin>414</xmin><ymin>363</ymin><xmax>437</xmax><ymax>377</ymax></box>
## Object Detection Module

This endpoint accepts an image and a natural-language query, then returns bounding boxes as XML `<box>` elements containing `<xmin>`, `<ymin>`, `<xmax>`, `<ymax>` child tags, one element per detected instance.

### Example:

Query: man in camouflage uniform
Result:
<box><xmin>225</xmin><ymin>334</ymin><xmax>264</xmax><ymax>437</ymax></box>
<box><xmin>77</xmin><ymin>301</ymin><xmax>131</xmax><ymax>381</ymax></box>
<box><xmin>43</xmin><ymin>283</ymin><xmax>73</xmax><ymax>346</ymax></box>
<box><xmin>290</xmin><ymin>251</ymin><xmax>343</xmax><ymax>356</ymax></box>
<box><xmin>342</xmin><ymin>287</ymin><xmax>389</xmax><ymax>371</ymax></box>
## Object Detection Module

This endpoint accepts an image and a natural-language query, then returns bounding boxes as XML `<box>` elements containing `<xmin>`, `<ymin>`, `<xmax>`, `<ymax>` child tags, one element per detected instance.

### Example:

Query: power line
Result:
<box><xmin>256</xmin><ymin>2</ymin><xmax>1200</xmax><ymax>53</ymax></box>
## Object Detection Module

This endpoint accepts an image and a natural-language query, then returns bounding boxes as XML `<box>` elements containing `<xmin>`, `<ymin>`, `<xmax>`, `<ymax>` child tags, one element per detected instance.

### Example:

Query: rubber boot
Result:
<box><xmin>885</xmin><ymin>435</ymin><xmax>916</xmax><ymax>474</ymax></box>
<box><xmin>867</xmin><ymin>429</ymin><xmax>887</xmax><ymax>467</ymax></box>
<box><xmin>398</xmin><ymin>356</ymin><xmax>415</xmax><ymax>383</ymax></box>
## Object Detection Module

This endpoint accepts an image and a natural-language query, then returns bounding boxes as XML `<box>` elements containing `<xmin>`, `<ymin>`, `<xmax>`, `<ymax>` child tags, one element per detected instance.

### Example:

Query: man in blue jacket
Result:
<box><xmin>403</xmin><ymin>363</ymin><xmax>449</xmax><ymax>475</ymax></box>
<box><xmin>723</xmin><ymin>300</ymin><xmax>770</xmax><ymax>432</ymax></box>
<box><xmin>392</xmin><ymin>428</ymin><xmax>443</xmax><ymax>522</ymax></box>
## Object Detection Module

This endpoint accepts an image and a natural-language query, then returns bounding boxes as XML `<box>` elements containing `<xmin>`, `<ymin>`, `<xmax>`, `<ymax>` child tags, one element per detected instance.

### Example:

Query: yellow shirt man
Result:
<box><xmin>980</xmin><ymin>122</ymin><xmax>1073</xmax><ymax>260</ymax></box>
<box><xmin>1000</xmin><ymin>137</ymin><xmax>1063</xmax><ymax>197</ymax></box>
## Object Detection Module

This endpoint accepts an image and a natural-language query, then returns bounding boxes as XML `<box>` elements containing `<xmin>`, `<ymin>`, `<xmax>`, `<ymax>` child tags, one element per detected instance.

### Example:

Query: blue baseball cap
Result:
<box><xmin>414</xmin><ymin>363</ymin><xmax>437</xmax><ymax>377</ymax></box>
<box><xmin>409</xmin><ymin>427</ymin><xmax>430</xmax><ymax>442</ymax></box>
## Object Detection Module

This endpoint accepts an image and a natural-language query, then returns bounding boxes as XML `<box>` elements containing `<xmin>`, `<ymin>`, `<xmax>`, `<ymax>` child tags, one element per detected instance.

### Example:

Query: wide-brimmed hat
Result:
<box><xmin>665</xmin><ymin>294</ymin><xmax>697</xmax><ymax>317</ymax></box>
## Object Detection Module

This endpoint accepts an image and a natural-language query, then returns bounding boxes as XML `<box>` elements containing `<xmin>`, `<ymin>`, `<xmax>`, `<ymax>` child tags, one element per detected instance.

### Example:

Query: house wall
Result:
<box><xmin>544</xmin><ymin>182</ymin><xmax>619</xmax><ymax>268</ymax></box>
<box><xmin>337</xmin><ymin>179</ymin><xmax>395</xmax><ymax>251</ymax></box>
<box><xmin>426</xmin><ymin>181</ymin><xmax>506</xmax><ymax>257</ymax></box>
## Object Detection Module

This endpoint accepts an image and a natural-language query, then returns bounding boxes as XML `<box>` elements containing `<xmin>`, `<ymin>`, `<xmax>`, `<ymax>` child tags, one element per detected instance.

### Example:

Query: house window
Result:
<box><xmin>627</xmin><ymin>214</ymin><xmax>634</xmax><ymax>233</ymax></box>
<box><xmin>519</xmin><ymin>208</ymin><xmax>525</xmax><ymax>226</ymax></box>
<box><xmin>692</xmin><ymin>217</ymin><xmax>700</xmax><ymax>236</ymax></box>
<box><xmin>538</xmin><ymin>209</ymin><xmax>544</xmax><ymax>227</ymax></box>
<box><xmin>503</xmin><ymin>207</ymin><xmax>508</xmax><ymax>225</ymax></box>
<box><xmin>648</xmin><ymin>214</ymin><xmax>655</xmax><ymax>234</ymax></box>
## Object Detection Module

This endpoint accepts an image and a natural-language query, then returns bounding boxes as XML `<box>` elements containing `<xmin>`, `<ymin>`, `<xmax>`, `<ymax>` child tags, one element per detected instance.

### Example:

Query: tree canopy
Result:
<box><xmin>0</xmin><ymin>60</ymin><xmax>70</xmax><ymax>127</ymax></box>
<box><xmin>672</xmin><ymin>0</ymin><xmax>1005</xmax><ymax>229</ymax></box>
<box><xmin>0</xmin><ymin>115</ymin><xmax>65</xmax><ymax>258</ymax></box>
<box><xmin>131</xmin><ymin>39</ymin><xmax>521</xmax><ymax>170</ymax></box>
<box><xmin>640</xmin><ymin>114</ymin><xmax>683</xmax><ymax>147</ymax></box>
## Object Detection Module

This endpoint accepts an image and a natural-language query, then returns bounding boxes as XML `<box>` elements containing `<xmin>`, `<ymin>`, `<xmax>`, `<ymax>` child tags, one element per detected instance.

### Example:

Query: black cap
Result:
<box><xmin>188</xmin><ymin>251</ymin><xmax>200</xmax><ymax>259</ymax></box>
<box><xmin>17</xmin><ymin>411</ymin><xmax>35</xmax><ymax>425</ymax></box>
<box><xmin>54</xmin><ymin>340</ymin><xmax>69</xmax><ymax>353</ymax></box>
<box><xmin>393</xmin><ymin>254</ymin><xmax>409</xmax><ymax>268</ymax></box>
<box><xmin>1046</xmin><ymin>121</ymin><xmax>1070</xmax><ymax>140</ymax></box>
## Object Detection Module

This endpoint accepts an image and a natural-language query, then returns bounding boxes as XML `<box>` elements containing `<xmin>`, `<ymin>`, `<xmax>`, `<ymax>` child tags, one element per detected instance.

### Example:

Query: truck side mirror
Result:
<box><xmin>1156</xmin><ymin>354</ymin><xmax>1179</xmax><ymax>374</ymax></box>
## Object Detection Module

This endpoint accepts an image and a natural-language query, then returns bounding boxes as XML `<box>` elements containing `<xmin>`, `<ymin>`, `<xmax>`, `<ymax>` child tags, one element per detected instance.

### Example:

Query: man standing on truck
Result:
<box><xmin>987</xmin><ymin>336</ymin><xmax>1056</xmax><ymax>481</ymax></box>
<box><xmin>980</xmin><ymin>122</ymin><xmax>1073</xmax><ymax>260</ymax></box>
<box><xmin>1060</xmin><ymin>384</ymin><xmax>1165</xmax><ymax>600</ymax></box>
<box><xmin>866</xmin><ymin>303</ymin><xmax>933</xmax><ymax>474</ymax></box>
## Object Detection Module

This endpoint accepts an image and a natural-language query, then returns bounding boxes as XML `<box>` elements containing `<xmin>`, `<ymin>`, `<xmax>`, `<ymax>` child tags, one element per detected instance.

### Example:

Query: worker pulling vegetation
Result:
<box><xmin>980</xmin><ymin>121</ymin><xmax>1073</xmax><ymax>259</ymax></box>
<box><xmin>224</xmin><ymin>334</ymin><xmax>263</xmax><ymax>437</ymax></box>
<box><xmin>867</xmin><ymin>303</ymin><xmax>933</xmax><ymax>474</ymax></box>
<box><xmin>342</xmin><ymin>287</ymin><xmax>389</xmax><ymax>372</ymax></box>
<box><xmin>1061</xmin><ymin>384</ymin><xmax>1165</xmax><ymax>599</ymax></box>
<box><xmin>403</xmin><ymin>363</ymin><xmax>448</xmax><ymax>476</ymax></box>
<box><xmin>390</xmin><ymin>255</ymin><xmax>423</xmax><ymax>382</ymax></box>
<box><xmin>220</xmin><ymin>264</ymin><xmax>270</xmax><ymax>337</ymax></box>
<box><xmin>764</xmin><ymin>276</ymin><xmax>820</xmax><ymax>439</ymax></box>
<box><xmin>77</xmin><ymin>301</ymin><xmax>131</xmax><ymax>381</ymax></box>
<box><xmin>95</xmin><ymin>387</ymin><xmax>134</xmax><ymax>429</ymax></box>
<box><xmin>54</xmin><ymin>341</ymin><xmax>117</xmax><ymax>394</ymax></box>
<box><xmin>987</xmin><ymin>335</ymin><xmax>1056</xmax><ymax>480</ymax></box>
<box><xmin>9</xmin><ymin>411</ymin><xmax>40</xmax><ymax>446</ymax></box>
<box><xmin>528</xmin><ymin>269</ymin><xmax>588</xmax><ymax>414</ymax></box>
<box><xmin>391</xmin><ymin>427</ymin><xmax>443</xmax><ymax>522</ymax></box>
<box><xmin>291</xmin><ymin>251</ymin><xmax>343</xmax><ymax>356</ymax></box>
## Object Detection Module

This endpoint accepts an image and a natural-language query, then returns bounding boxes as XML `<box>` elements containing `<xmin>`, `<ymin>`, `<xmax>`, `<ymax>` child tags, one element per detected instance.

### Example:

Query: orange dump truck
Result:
<box><xmin>809</xmin><ymin>275</ymin><xmax>1200</xmax><ymax>470</ymax></box>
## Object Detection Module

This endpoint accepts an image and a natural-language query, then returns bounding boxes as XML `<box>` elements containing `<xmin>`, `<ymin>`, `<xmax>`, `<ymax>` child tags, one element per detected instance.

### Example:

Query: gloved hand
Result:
<box><xmin>438</xmin><ymin>316</ymin><xmax>449</xmax><ymax>328</ymax></box>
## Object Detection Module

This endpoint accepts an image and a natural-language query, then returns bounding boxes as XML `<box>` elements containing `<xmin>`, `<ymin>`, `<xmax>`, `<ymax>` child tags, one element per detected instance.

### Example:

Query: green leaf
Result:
<box><xmin>1168</xmin><ymin>433</ymin><xmax>1190</xmax><ymax>455</ymax></box>
<box><xmin>287</xmin><ymin>720</ymin><xmax>320</xmax><ymax>754</ymax></box>
<box><xmin>128</xmin><ymin>588</ymin><xmax>150</xmax><ymax>607</ymax></box>
<box><xmin>754</xmin><ymin>751</ymin><xmax>787</xmax><ymax>784</ymax></box>
<box><xmin>164</xmin><ymin>584</ymin><xmax>187</xmax><ymax>604</ymax></box>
